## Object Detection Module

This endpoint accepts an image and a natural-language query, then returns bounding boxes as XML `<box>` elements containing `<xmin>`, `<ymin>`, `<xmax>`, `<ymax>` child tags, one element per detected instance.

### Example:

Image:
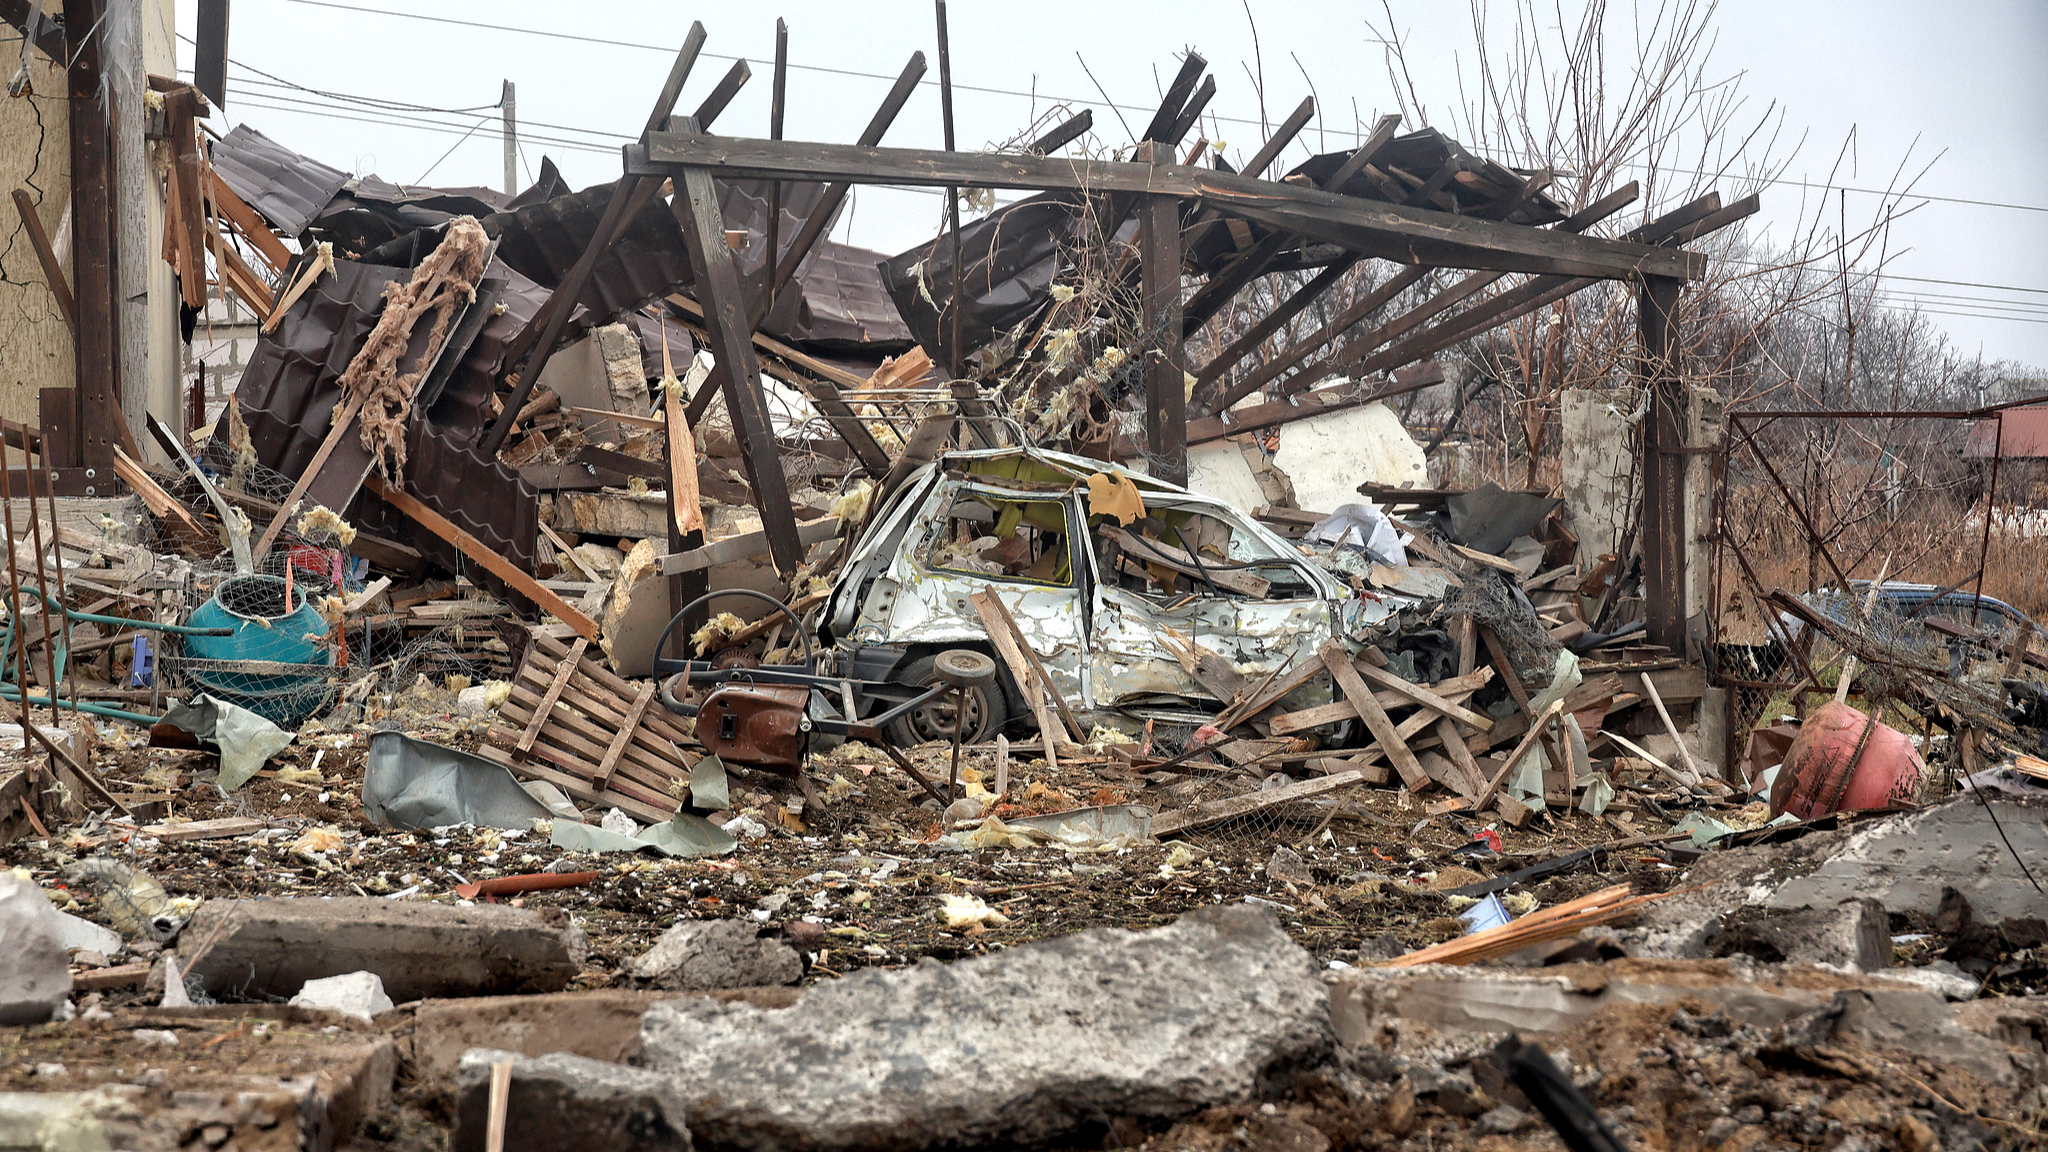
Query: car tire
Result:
<box><xmin>884</xmin><ymin>653</ymin><xmax>1011</xmax><ymax>746</ymax></box>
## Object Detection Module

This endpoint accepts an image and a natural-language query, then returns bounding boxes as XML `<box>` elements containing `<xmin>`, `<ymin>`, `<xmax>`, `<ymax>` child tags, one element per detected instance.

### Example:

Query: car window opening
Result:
<box><xmin>928</xmin><ymin>493</ymin><xmax>1075</xmax><ymax>586</ymax></box>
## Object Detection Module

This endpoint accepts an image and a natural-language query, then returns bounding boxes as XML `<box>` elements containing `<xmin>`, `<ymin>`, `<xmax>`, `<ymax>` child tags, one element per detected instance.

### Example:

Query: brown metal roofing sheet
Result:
<box><xmin>482</xmin><ymin>179</ymin><xmax>696</xmax><ymax>325</ymax></box>
<box><xmin>223</xmin><ymin>254</ymin><xmax>542</xmax><ymax>594</ymax></box>
<box><xmin>1966</xmin><ymin>407</ymin><xmax>2048</xmax><ymax>457</ymax></box>
<box><xmin>207</xmin><ymin>124</ymin><xmax>352</xmax><ymax>239</ymax></box>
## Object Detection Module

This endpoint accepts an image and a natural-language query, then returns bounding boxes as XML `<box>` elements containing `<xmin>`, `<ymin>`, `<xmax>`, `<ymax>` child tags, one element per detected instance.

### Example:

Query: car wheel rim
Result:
<box><xmin>907</xmin><ymin>686</ymin><xmax>986</xmax><ymax>743</ymax></box>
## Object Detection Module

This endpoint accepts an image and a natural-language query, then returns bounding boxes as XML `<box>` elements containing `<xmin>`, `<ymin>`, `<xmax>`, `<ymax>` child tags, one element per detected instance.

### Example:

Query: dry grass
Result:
<box><xmin>1719</xmin><ymin>479</ymin><xmax>2048</xmax><ymax>626</ymax></box>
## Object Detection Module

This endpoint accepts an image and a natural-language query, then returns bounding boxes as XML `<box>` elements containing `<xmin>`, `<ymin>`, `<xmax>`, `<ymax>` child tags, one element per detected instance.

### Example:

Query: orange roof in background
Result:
<box><xmin>1964</xmin><ymin>406</ymin><xmax>2048</xmax><ymax>457</ymax></box>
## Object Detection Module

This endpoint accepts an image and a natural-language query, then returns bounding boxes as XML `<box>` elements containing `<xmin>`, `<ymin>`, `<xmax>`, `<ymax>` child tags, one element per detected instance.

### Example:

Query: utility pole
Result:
<box><xmin>500</xmin><ymin>79</ymin><xmax>518</xmax><ymax>196</ymax></box>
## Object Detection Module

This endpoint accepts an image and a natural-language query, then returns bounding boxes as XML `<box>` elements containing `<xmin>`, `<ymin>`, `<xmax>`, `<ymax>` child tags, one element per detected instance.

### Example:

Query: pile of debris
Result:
<box><xmin>0</xmin><ymin>15</ymin><xmax>2038</xmax><ymax>1152</ymax></box>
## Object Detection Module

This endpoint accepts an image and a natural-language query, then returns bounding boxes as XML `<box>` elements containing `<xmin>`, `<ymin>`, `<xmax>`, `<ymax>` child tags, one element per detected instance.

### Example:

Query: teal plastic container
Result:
<box><xmin>182</xmin><ymin>574</ymin><xmax>335</xmax><ymax>726</ymax></box>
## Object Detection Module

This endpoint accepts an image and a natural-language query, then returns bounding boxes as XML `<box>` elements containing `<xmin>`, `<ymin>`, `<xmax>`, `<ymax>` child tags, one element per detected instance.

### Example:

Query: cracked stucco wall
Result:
<box><xmin>0</xmin><ymin>2</ymin><xmax>177</xmax><ymax>462</ymax></box>
<box><xmin>0</xmin><ymin>35</ymin><xmax>74</xmax><ymax>432</ymax></box>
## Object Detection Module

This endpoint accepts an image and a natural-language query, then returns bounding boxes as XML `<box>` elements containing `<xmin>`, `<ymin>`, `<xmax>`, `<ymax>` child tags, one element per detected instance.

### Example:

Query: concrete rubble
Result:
<box><xmin>637</xmin><ymin>904</ymin><xmax>1331</xmax><ymax>1150</ymax></box>
<box><xmin>0</xmin><ymin>874</ymin><xmax>71</xmax><ymax>1026</ymax></box>
<box><xmin>454</xmin><ymin>1049</ymin><xmax>692</xmax><ymax>1152</ymax></box>
<box><xmin>630</xmin><ymin>919</ymin><xmax>804</xmax><ymax>991</ymax></box>
<box><xmin>0</xmin><ymin>10</ymin><xmax>2034</xmax><ymax>1152</ymax></box>
<box><xmin>178</xmin><ymin>897</ymin><xmax>584</xmax><ymax>1002</ymax></box>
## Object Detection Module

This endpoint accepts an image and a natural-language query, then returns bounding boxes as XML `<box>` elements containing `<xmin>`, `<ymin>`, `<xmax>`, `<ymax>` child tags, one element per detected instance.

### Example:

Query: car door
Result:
<box><xmin>862</xmin><ymin>478</ymin><xmax>1092</xmax><ymax>705</ymax></box>
<box><xmin>1084</xmin><ymin>496</ymin><xmax>1350</xmax><ymax>715</ymax></box>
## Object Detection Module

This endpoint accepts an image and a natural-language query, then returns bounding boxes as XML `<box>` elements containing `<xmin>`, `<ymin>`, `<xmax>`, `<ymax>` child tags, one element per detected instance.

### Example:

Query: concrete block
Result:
<box><xmin>454</xmin><ymin>1049</ymin><xmax>690</xmax><ymax>1152</ymax></box>
<box><xmin>634</xmin><ymin>904</ymin><xmax>1331</xmax><ymax>1151</ymax></box>
<box><xmin>1325</xmin><ymin>959</ymin><xmax>2026</xmax><ymax>1087</ymax></box>
<box><xmin>179</xmin><ymin>897</ymin><xmax>580</xmax><ymax>1002</ymax></box>
<box><xmin>0</xmin><ymin>873</ymin><xmax>71</xmax><ymax>1024</ymax></box>
<box><xmin>630</xmin><ymin>919</ymin><xmax>803</xmax><ymax>991</ymax></box>
<box><xmin>1768</xmin><ymin>795</ymin><xmax>2048</xmax><ymax>921</ymax></box>
<box><xmin>406</xmin><ymin>988</ymin><xmax>803</xmax><ymax>1081</ymax></box>
<box><xmin>0</xmin><ymin>1030</ymin><xmax>395</xmax><ymax>1152</ymax></box>
<box><xmin>1718</xmin><ymin>899</ymin><xmax>1891</xmax><ymax>971</ymax></box>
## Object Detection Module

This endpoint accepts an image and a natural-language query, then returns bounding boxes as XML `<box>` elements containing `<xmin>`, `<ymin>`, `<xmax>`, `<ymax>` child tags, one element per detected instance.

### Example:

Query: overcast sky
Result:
<box><xmin>177</xmin><ymin>0</ymin><xmax>2048</xmax><ymax>372</ymax></box>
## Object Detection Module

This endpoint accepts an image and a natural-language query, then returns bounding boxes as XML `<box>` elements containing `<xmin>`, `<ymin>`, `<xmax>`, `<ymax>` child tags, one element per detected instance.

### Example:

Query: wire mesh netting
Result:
<box><xmin>1143</xmin><ymin>727</ymin><xmax>1349</xmax><ymax>853</ymax></box>
<box><xmin>122</xmin><ymin>448</ymin><xmax>518</xmax><ymax>727</ymax></box>
<box><xmin>1440</xmin><ymin>568</ymin><xmax>1561</xmax><ymax>681</ymax></box>
<box><xmin>1788</xmin><ymin>588</ymin><xmax>2014</xmax><ymax>731</ymax></box>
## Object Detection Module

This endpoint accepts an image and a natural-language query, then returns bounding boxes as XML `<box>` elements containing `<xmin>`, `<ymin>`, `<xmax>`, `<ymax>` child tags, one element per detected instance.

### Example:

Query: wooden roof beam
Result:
<box><xmin>628</xmin><ymin>135</ymin><xmax>1705</xmax><ymax>281</ymax></box>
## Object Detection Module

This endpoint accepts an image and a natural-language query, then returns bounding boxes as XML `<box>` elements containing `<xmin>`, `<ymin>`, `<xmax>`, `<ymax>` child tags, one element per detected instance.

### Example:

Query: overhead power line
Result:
<box><xmin>272</xmin><ymin>0</ymin><xmax>2048</xmax><ymax>218</ymax></box>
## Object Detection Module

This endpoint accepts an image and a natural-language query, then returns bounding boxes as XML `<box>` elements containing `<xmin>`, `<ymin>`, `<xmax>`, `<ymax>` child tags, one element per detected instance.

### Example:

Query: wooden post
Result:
<box><xmin>1138</xmin><ymin>146</ymin><xmax>1185</xmax><ymax>485</ymax></box>
<box><xmin>64</xmin><ymin>0</ymin><xmax>137</xmax><ymax>476</ymax></box>
<box><xmin>1639</xmin><ymin>273</ymin><xmax>1687</xmax><ymax>653</ymax></box>
<box><xmin>480</xmin><ymin>24</ymin><xmax>707</xmax><ymax>455</ymax></box>
<box><xmin>668</xmin><ymin>123</ymin><xmax>804</xmax><ymax>575</ymax></box>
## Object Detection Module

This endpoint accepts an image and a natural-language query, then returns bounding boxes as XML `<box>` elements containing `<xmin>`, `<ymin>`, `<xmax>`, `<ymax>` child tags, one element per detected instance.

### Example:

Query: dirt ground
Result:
<box><xmin>1</xmin><ymin>700</ymin><xmax>2042</xmax><ymax>1151</ymax></box>
<box><xmin>4</xmin><ymin>712</ymin><xmax>1697</xmax><ymax>995</ymax></box>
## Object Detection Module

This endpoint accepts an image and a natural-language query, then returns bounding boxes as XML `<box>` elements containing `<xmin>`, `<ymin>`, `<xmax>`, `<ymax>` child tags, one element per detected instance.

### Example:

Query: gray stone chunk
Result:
<box><xmin>637</xmin><ymin>904</ymin><xmax>1331</xmax><ymax>1151</ymax></box>
<box><xmin>455</xmin><ymin>1049</ymin><xmax>690</xmax><ymax>1152</ymax></box>
<box><xmin>630</xmin><ymin>919</ymin><xmax>802</xmax><ymax>990</ymax></box>
<box><xmin>179</xmin><ymin>897</ymin><xmax>579</xmax><ymax>1002</ymax></box>
<box><xmin>1727</xmin><ymin>899</ymin><xmax>1891</xmax><ymax>972</ymax></box>
<box><xmin>1768</xmin><ymin>794</ymin><xmax>2048</xmax><ymax>921</ymax></box>
<box><xmin>0</xmin><ymin>873</ymin><xmax>71</xmax><ymax>1024</ymax></box>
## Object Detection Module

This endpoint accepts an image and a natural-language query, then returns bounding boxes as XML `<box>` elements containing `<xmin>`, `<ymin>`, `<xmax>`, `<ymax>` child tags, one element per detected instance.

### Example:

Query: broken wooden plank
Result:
<box><xmin>657</xmin><ymin>517</ymin><xmax>841</xmax><ymax>576</ymax></box>
<box><xmin>1474</xmin><ymin>698</ymin><xmax>1564</xmax><ymax>812</ymax></box>
<box><xmin>110</xmin><ymin>446</ymin><xmax>203</xmax><ymax>536</ymax></box>
<box><xmin>968</xmin><ymin>588</ymin><xmax>1081</xmax><ymax>756</ymax></box>
<box><xmin>1638</xmin><ymin>671</ymin><xmax>1705</xmax><ymax>785</ymax></box>
<box><xmin>205</xmin><ymin>167</ymin><xmax>292</xmax><ymax>274</ymax></box>
<box><xmin>1416</xmin><ymin>750</ymin><xmax>1475</xmax><ymax>800</ymax></box>
<box><xmin>1320</xmin><ymin>640</ymin><xmax>1426</xmax><ymax>790</ymax></box>
<box><xmin>1435</xmin><ymin>716</ymin><xmax>1489</xmax><ymax>796</ymax></box>
<box><xmin>1449</xmin><ymin>543</ymin><xmax>1524</xmax><ymax>574</ymax></box>
<box><xmin>519</xmin><ymin>637</ymin><xmax>589</xmax><ymax>754</ymax></box>
<box><xmin>1150</xmin><ymin>769</ymin><xmax>1365</xmax><ymax>837</ymax></box>
<box><xmin>1160</xmin><ymin>631</ymin><xmax>1248</xmax><ymax>702</ymax></box>
<box><xmin>1351</xmin><ymin>659</ymin><xmax>1493</xmax><ymax>731</ymax></box>
<box><xmin>981</xmin><ymin>594</ymin><xmax>1083</xmax><ymax>745</ymax></box>
<box><xmin>11</xmin><ymin>189</ymin><xmax>74</xmax><ymax>332</ymax></box>
<box><xmin>594</xmin><ymin>681</ymin><xmax>658</xmax><ymax>793</ymax></box>
<box><xmin>365</xmin><ymin>474</ymin><xmax>599</xmax><ymax>640</ymax></box>
<box><xmin>663</xmin><ymin>374</ymin><xmax>705</xmax><ymax>538</ymax></box>
<box><xmin>342</xmin><ymin>576</ymin><xmax>392</xmax><ymax>615</ymax></box>
<box><xmin>143</xmin><ymin>816</ymin><xmax>264</xmax><ymax>841</ymax></box>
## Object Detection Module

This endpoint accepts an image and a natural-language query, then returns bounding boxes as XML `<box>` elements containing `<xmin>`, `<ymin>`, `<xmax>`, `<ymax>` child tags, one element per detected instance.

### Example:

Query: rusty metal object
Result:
<box><xmin>453</xmin><ymin>872</ymin><xmax>601</xmax><ymax>901</ymax></box>
<box><xmin>698</xmin><ymin>682</ymin><xmax>812</xmax><ymax>771</ymax></box>
<box><xmin>1771</xmin><ymin>701</ymin><xmax>1924</xmax><ymax>820</ymax></box>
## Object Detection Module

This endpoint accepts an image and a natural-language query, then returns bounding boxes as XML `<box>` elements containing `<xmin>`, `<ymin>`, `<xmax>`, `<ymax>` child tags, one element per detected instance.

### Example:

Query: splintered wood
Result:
<box><xmin>1386</xmin><ymin>883</ymin><xmax>1668</xmax><ymax>966</ymax></box>
<box><xmin>482</xmin><ymin>634</ymin><xmax>694</xmax><ymax>824</ymax></box>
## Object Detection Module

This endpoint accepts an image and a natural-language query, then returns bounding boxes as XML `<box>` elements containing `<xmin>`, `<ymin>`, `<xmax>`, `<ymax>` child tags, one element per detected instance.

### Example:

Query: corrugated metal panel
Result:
<box><xmin>788</xmin><ymin>239</ymin><xmax>914</xmax><ymax>349</ymax></box>
<box><xmin>224</xmin><ymin>255</ymin><xmax>542</xmax><ymax>592</ymax></box>
<box><xmin>483</xmin><ymin>179</ymin><xmax>696</xmax><ymax>325</ymax></box>
<box><xmin>225</xmin><ymin>259</ymin><xmax>402</xmax><ymax>480</ymax></box>
<box><xmin>428</xmin><ymin>262</ymin><xmax>553</xmax><ymax>433</ymax></box>
<box><xmin>1966</xmin><ymin>408</ymin><xmax>2048</xmax><ymax>457</ymax></box>
<box><xmin>207</xmin><ymin>124</ymin><xmax>351</xmax><ymax>239</ymax></box>
<box><xmin>395</xmin><ymin>421</ymin><xmax>540</xmax><ymax>605</ymax></box>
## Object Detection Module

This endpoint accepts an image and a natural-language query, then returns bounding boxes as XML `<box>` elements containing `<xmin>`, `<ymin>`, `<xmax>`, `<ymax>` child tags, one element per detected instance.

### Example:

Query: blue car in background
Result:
<box><xmin>1779</xmin><ymin>581</ymin><xmax>2034</xmax><ymax>666</ymax></box>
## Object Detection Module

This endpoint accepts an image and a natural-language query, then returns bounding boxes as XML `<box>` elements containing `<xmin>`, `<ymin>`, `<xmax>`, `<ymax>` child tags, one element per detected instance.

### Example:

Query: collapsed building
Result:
<box><xmin>0</xmin><ymin>10</ymin><xmax>2036</xmax><ymax>1152</ymax></box>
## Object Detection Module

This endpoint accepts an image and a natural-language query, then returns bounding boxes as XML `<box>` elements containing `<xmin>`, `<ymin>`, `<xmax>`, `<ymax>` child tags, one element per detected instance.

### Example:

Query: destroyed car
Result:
<box><xmin>820</xmin><ymin>447</ymin><xmax>1398</xmax><ymax>743</ymax></box>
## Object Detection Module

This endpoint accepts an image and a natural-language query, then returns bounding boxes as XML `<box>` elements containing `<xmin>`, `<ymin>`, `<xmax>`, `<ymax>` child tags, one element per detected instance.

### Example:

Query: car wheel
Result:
<box><xmin>884</xmin><ymin>653</ymin><xmax>1010</xmax><ymax>746</ymax></box>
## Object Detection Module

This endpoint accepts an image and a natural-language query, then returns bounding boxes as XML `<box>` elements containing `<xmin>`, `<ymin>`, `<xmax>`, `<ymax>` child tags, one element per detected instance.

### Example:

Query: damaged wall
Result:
<box><xmin>1270</xmin><ymin>400</ymin><xmax>1428</xmax><ymax>514</ymax></box>
<box><xmin>1559</xmin><ymin>389</ymin><xmax>1633</xmax><ymax>564</ymax></box>
<box><xmin>0</xmin><ymin>44</ymin><xmax>73</xmax><ymax>430</ymax></box>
